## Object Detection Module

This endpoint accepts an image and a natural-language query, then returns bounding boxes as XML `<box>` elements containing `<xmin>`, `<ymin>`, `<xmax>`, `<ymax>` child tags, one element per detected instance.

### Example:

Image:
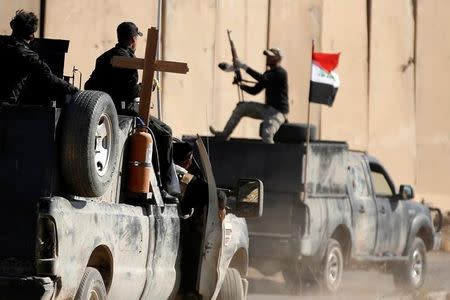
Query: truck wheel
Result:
<box><xmin>318</xmin><ymin>239</ymin><xmax>344</xmax><ymax>293</ymax></box>
<box><xmin>217</xmin><ymin>268</ymin><xmax>244</xmax><ymax>300</ymax></box>
<box><xmin>75</xmin><ymin>267</ymin><xmax>107</xmax><ymax>300</ymax></box>
<box><xmin>393</xmin><ymin>237</ymin><xmax>427</xmax><ymax>290</ymax></box>
<box><xmin>61</xmin><ymin>91</ymin><xmax>119</xmax><ymax>197</ymax></box>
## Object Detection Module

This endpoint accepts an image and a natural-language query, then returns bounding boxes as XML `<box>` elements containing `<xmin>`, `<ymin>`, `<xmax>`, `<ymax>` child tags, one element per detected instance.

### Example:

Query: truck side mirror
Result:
<box><xmin>399</xmin><ymin>185</ymin><xmax>414</xmax><ymax>200</ymax></box>
<box><xmin>235</xmin><ymin>179</ymin><xmax>264</xmax><ymax>218</ymax></box>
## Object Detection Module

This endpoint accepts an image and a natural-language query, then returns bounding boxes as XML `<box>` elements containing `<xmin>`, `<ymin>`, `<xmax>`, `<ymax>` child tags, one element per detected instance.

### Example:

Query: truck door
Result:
<box><xmin>347</xmin><ymin>153</ymin><xmax>377</xmax><ymax>256</ymax></box>
<box><xmin>195</xmin><ymin>137</ymin><xmax>223</xmax><ymax>299</ymax></box>
<box><xmin>369</xmin><ymin>164</ymin><xmax>407</xmax><ymax>256</ymax></box>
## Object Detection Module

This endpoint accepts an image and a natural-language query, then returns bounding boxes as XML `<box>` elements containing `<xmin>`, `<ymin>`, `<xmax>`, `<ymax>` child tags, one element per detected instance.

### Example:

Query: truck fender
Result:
<box><xmin>406</xmin><ymin>215</ymin><xmax>434</xmax><ymax>253</ymax></box>
<box><xmin>211</xmin><ymin>216</ymin><xmax>249</xmax><ymax>298</ymax></box>
<box><xmin>317</xmin><ymin>224</ymin><xmax>353</xmax><ymax>263</ymax></box>
<box><xmin>228</xmin><ymin>247</ymin><xmax>249</xmax><ymax>277</ymax></box>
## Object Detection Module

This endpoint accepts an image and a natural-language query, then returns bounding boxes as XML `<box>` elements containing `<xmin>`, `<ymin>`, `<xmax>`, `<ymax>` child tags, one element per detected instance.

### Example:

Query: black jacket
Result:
<box><xmin>241</xmin><ymin>65</ymin><xmax>289</xmax><ymax>114</ymax></box>
<box><xmin>85</xmin><ymin>43</ymin><xmax>141</xmax><ymax>108</ymax></box>
<box><xmin>0</xmin><ymin>36</ymin><xmax>77</xmax><ymax>104</ymax></box>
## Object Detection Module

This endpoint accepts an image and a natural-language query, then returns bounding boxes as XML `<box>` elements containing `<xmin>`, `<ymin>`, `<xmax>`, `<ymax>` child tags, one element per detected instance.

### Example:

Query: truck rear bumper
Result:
<box><xmin>0</xmin><ymin>276</ymin><xmax>55</xmax><ymax>300</ymax></box>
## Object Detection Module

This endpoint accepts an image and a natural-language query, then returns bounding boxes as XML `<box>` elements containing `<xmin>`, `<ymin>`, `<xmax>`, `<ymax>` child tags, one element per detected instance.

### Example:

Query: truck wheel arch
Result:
<box><xmin>414</xmin><ymin>226</ymin><xmax>433</xmax><ymax>251</ymax></box>
<box><xmin>330</xmin><ymin>225</ymin><xmax>352</xmax><ymax>265</ymax></box>
<box><xmin>86</xmin><ymin>245</ymin><xmax>114</xmax><ymax>292</ymax></box>
<box><xmin>407</xmin><ymin>217</ymin><xmax>434</xmax><ymax>253</ymax></box>
<box><xmin>228</xmin><ymin>247</ymin><xmax>248</xmax><ymax>277</ymax></box>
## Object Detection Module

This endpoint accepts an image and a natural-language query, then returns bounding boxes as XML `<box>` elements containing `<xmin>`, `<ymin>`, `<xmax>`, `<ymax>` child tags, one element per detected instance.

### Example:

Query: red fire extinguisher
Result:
<box><xmin>127</xmin><ymin>126</ymin><xmax>153</xmax><ymax>194</ymax></box>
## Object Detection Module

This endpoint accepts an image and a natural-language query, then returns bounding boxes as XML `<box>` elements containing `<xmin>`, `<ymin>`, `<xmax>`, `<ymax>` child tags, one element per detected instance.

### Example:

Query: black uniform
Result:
<box><xmin>241</xmin><ymin>65</ymin><xmax>289</xmax><ymax>114</ymax></box>
<box><xmin>0</xmin><ymin>36</ymin><xmax>77</xmax><ymax>104</ymax></box>
<box><xmin>84</xmin><ymin>43</ymin><xmax>141</xmax><ymax>111</ymax></box>
<box><xmin>85</xmin><ymin>43</ymin><xmax>179</xmax><ymax>196</ymax></box>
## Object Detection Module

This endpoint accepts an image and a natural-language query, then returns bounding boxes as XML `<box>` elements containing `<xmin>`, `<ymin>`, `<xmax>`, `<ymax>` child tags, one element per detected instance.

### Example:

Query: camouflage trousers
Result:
<box><xmin>222</xmin><ymin>101</ymin><xmax>286</xmax><ymax>143</ymax></box>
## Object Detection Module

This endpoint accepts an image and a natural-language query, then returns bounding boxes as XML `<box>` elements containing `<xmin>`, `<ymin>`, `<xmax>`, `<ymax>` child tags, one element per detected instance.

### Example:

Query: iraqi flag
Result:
<box><xmin>309</xmin><ymin>52</ymin><xmax>340</xmax><ymax>107</ymax></box>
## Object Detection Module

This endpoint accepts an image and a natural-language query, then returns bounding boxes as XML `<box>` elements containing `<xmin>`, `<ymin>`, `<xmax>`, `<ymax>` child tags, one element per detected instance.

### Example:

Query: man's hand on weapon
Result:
<box><xmin>234</xmin><ymin>58</ymin><xmax>248</xmax><ymax>71</ymax></box>
<box><xmin>218</xmin><ymin>59</ymin><xmax>248</xmax><ymax>73</ymax></box>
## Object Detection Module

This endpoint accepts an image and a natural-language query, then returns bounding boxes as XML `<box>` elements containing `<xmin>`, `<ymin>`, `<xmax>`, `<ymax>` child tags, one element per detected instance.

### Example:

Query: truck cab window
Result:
<box><xmin>370</xmin><ymin>170</ymin><xmax>394</xmax><ymax>197</ymax></box>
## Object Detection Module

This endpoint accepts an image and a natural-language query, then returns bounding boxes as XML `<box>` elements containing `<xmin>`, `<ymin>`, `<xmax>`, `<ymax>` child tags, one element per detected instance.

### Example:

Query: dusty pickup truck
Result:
<box><xmin>0</xmin><ymin>37</ymin><xmax>263</xmax><ymax>300</ymax></box>
<box><xmin>203</xmin><ymin>136</ymin><xmax>442</xmax><ymax>293</ymax></box>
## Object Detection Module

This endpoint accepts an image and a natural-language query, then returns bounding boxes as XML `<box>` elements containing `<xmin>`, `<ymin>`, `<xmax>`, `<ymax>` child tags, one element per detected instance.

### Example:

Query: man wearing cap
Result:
<box><xmin>0</xmin><ymin>10</ymin><xmax>78</xmax><ymax>104</ymax></box>
<box><xmin>85</xmin><ymin>21</ymin><xmax>143</xmax><ymax>109</ymax></box>
<box><xmin>85</xmin><ymin>22</ymin><xmax>180</xmax><ymax>203</ymax></box>
<box><xmin>210</xmin><ymin>48</ymin><xmax>289</xmax><ymax>144</ymax></box>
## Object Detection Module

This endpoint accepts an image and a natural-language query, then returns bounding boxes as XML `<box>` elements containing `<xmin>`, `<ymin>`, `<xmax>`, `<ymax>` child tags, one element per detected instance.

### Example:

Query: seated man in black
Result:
<box><xmin>0</xmin><ymin>10</ymin><xmax>78</xmax><ymax>104</ymax></box>
<box><xmin>85</xmin><ymin>22</ymin><xmax>179</xmax><ymax>202</ymax></box>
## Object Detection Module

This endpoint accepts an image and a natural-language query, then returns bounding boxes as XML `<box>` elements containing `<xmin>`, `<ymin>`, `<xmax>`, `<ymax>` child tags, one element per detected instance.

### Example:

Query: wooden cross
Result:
<box><xmin>111</xmin><ymin>27</ymin><xmax>189</xmax><ymax>125</ymax></box>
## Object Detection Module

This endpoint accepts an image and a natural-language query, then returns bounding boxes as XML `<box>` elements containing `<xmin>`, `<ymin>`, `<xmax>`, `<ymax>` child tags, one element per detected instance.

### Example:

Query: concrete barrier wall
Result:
<box><xmin>415</xmin><ymin>0</ymin><xmax>450</xmax><ymax>210</ymax></box>
<box><xmin>368</xmin><ymin>0</ymin><xmax>416</xmax><ymax>185</ymax></box>
<box><xmin>320</xmin><ymin>0</ymin><xmax>369</xmax><ymax>151</ymax></box>
<box><xmin>44</xmin><ymin>0</ymin><xmax>157</xmax><ymax>88</ymax></box>
<box><xmin>161</xmin><ymin>0</ymin><xmax>216</xmax><ymax>136</ymax></box>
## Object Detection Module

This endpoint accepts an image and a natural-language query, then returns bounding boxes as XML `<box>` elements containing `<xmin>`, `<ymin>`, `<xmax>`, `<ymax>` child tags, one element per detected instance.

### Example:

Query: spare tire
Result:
<box><xmin>61</xmin><ymin>90</ymin><xmax>119</xmax><ymax>197</ymax></box>
<box><xmin>274</xmin><ymin>123</ymin><xmax>317</xmax><ymax>144</ymax></box>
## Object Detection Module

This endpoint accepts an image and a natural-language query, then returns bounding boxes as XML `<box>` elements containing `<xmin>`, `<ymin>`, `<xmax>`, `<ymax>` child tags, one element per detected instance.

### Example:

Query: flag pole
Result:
<box><xmin>302</xmin><ymin>41</ymin><xmax>314</xmax><ymax>202</ymax></box>
<box><xmin>302</xmin><ymin>99</ymin><xmax>312</xmax><ymax>202</ymax></box>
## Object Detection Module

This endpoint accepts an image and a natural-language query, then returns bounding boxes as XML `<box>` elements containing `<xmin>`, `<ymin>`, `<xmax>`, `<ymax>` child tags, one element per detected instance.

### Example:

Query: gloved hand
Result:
<box><xmin>235</xmin><ymin>59</ymin><xmax>248</xmax><ymax>71</ymax></box>
<box><xmin>218</xmin><ymin>62</ymin><xmax>235</xmax><ymax>72</ymax></box>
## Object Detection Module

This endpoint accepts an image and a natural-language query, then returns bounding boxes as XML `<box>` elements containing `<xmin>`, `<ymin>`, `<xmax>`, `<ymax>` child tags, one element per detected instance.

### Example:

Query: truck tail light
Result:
<box><xmin>36</xmin><ymin>217</ymin><xmax>57</xmax><ymax>259</ymax></box>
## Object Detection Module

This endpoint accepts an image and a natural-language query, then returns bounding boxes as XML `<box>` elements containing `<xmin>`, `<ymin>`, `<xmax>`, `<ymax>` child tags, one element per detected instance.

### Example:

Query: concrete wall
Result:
<box><xmin>368</xmin><ymin>0</ymin><xmax>416</xmax><ymax>185</ymax></box>
<box><xmin>161</xmin><ymin>0</ymin><xmax>216</xmax><ymax>136</ymax></box>
<box><xmin>320</xmin><ymin>0</ymin><xmax>369</xmax><ymax>151</ymax></box>
<box><xmin>44</xmin><ymin>0</ymin><xmax>157</xmax><ymax>88</ymax></box>
<box><xmin>415</xmin><ymin>0</ymin><xmax>450</xmax><ymax>209</ymax></box>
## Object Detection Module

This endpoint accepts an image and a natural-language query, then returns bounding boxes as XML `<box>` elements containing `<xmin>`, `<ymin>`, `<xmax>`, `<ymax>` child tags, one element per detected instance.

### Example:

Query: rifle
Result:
<box><xmin>227</xmin><ymin>29</ymin><xmax>244</xmax><ymax>102</ymax></box>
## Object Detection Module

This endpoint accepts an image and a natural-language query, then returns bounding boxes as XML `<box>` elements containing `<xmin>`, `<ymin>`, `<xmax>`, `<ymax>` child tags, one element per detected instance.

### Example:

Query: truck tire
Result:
<box><xmin>217</xmin><ymin>268</ymin><xmax>245</xmax><ymax>300</ymax></box>
<box><xmin>393</xmin><ymin>237</ymin><xmax>427</xmax><ymax>290</ymax></box>
<box><xmin>75</xmin><ymin>267</ymin><xmax>107</xmax><ymax>300</ymax></box>
<box><xmin>273</xmin><ymin>123</ymin><xmax>317</xmax><ymax>144</ymax></box>
<box><xmin>61</xmin><ymin>90</ymin><xmax>119</xmax><ymax>197</ymax></box>
<box><xmin>318</xmin><ymin>239</ymin><xmax>344</xmax><ymax>293</ymax></box>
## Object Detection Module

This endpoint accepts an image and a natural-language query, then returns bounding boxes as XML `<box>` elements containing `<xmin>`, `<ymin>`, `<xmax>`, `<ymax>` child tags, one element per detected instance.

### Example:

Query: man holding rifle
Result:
<box><xmin>210</xmin><ymin>48</ymin><xmax>289</xmax><ymax>144</ymax></box>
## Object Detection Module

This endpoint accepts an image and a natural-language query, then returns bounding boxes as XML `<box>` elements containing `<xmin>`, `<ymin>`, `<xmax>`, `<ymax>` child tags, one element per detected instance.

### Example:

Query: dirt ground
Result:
<box><xmin>247</xmin><ymin>251</ymin><xmax>450</xmax><ymax>300</ymax></box>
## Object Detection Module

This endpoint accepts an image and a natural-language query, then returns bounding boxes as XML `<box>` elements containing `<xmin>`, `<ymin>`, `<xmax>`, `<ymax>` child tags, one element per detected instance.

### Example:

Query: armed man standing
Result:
<box><xmin>0</xmin><ymin>10</ymin><xmax>78</xmax><ymax>104</ymax></box>
<box><xmin>210</xmin><ymin>48</ymin><xmax>289</xmax><ymax>143</ymax></box>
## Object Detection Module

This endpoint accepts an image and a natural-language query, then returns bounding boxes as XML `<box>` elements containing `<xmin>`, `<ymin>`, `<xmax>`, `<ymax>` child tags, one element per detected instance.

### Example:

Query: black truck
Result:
<box><xmin>202</xmin><ymin>134</ymin><xmax>442</xmax><ymax>293</ymax></box>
